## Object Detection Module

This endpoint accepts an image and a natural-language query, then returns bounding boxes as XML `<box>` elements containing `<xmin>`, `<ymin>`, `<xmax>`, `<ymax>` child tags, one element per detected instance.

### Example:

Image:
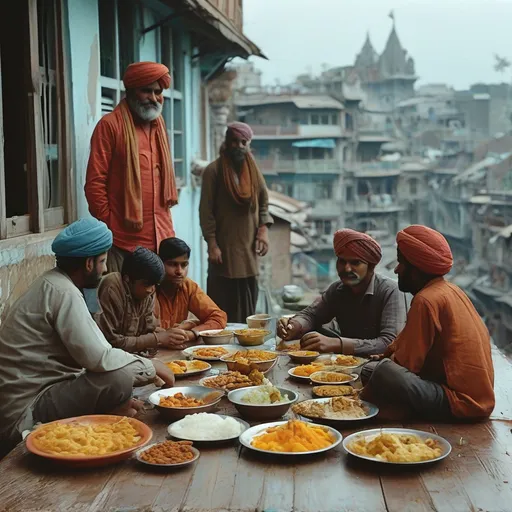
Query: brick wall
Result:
<box><xmin>0</xmin><ymin>232</ymin><xmax>58</xmax><ymax>323</ymax></box>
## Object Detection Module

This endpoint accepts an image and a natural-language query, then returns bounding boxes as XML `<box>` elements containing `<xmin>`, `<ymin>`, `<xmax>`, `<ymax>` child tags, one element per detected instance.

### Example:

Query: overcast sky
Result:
<box><xmin>239</xmin><ymin>0</ymin><xmax>512</xmax><ymax>90</ymax></box>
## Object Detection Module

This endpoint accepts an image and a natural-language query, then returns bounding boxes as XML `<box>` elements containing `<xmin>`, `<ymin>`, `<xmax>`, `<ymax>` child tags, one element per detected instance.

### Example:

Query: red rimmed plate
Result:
<box><xmin>25</xmin><ymin>414</ymin><xmax>153</xmax><ymax>468</ymax></box>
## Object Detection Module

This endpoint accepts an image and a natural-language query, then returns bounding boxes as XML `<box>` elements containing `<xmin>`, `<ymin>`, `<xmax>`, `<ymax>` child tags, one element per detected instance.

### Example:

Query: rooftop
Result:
<box><xmin>235</xmin><ymin>94</ymin><xmax>344</xmax><ymax>110</ymax></box>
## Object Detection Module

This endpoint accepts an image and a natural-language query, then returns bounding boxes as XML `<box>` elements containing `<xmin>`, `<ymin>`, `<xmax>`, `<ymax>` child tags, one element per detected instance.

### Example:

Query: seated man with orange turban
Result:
<box><xmin>85</xmin><ymin>61</ymin><xmax>178</xmax><ymax>273</ymax></box>
<box><xmin>360</xmin><ymin>225</ymin><xmax>495</xmax><ymax>420</ymax></box>
<box><xmin>278</xmin><ymin>229</ymin><xmax>407</xmax><ymax>356</ymax></box>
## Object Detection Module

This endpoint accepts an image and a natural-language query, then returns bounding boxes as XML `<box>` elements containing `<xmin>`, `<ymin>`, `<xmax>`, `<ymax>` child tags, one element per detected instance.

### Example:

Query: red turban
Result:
<box><xmin>333</xmin><ymin>229</ymin><xmax>382</xmax><ymax>265</ymax></box>
<box><xmin>397</xmin><ymin>225</ymin><xmax>453</xmax><ymax>276</ymax></box>
<box><xmin>227</xmin><ymin>122</ymin><xmax>253</xmax><ymax>141</ymax></box>
<box><xmin>123</xmin><ymin>62</ymin><xmax>171</xmax><ymax>90</ymax></box>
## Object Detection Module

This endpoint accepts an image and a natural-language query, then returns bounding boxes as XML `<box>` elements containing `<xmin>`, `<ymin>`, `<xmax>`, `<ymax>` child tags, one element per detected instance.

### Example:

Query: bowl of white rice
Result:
<box><xmin>227</xmin><ymin>385</ymin><xmax>298</xmax><ymax>421</ymax></box>
<box><xmin>167</xmin><ymin>413</ymin><xmax>249</xmax><ymax>443</ymax></box>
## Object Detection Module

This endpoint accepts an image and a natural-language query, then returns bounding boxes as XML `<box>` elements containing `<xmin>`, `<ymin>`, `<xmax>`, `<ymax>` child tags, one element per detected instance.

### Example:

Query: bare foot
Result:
<box><xmin>110</xmin><ymin>398</ymin><xmax>144</xmax><ymax>418</ymax></box>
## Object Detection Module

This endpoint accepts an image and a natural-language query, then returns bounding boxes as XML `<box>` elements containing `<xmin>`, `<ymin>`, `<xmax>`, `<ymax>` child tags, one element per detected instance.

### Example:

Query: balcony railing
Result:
<box><xmin>258</xmin><ymin>158</ymin><xmax>341</xmax><ymax>174</ymax></box>
<box><xmin>346</xmin><ymin>196</ymin><xmax>404</xmax><ymax>213</ymax></box>
<box><xmin>251</xmin><ymin>124</ymin><xmax>345</xmax><ymax>138</ymax></box>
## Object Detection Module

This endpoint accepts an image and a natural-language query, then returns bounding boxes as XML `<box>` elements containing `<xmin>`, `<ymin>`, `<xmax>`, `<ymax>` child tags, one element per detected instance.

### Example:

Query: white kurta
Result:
<box><xmin>0</xmin><ymin>268</ymin><xmax>155</xmax><ymax>439</ymax></box>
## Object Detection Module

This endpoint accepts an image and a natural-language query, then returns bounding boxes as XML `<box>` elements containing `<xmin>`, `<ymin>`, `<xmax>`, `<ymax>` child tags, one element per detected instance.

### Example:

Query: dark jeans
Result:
<box><xmin>361</xmin><ymin>359</ymin><xmax>452</xmax><ymax>420</ymax></box>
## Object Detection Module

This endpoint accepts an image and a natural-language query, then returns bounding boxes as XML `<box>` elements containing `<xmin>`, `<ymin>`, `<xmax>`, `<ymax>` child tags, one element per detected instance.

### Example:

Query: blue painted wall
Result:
<box><xmin>65</xmin><ymin>0</ymin><xmax>207</xmax><ymax>288</ymax></box>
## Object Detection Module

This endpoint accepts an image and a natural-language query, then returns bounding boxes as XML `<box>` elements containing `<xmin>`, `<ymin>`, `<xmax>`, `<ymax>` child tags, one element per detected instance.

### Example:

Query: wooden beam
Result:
<box><xmin>56</xmin><ymin>0</ymin><xmax>75</xmax><ymax>223</ymax></box>
<box><xmin>0</xmin><ymin>52</ymin><xmax>6</xmax><ymax>239</ymax></box>
<box><xmin>26</xmin><ymin>0</ymin><xmax>45</xmax><ymax>233</ymax></box>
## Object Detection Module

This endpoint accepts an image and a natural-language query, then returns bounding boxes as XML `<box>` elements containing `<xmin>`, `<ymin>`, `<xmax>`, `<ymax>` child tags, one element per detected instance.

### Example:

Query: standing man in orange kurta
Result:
<box><xmin>85</xmin><ymin>62</ymin><xmax>178</xmax><ymax>272</ymax></box>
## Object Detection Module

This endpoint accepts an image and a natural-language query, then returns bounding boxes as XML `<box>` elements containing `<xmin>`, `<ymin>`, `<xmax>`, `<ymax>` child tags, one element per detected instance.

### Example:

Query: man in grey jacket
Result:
<box><xmin>278</xmin><ymin>229</ymin><xmax>407</xmax><ymax>356</ymax></box>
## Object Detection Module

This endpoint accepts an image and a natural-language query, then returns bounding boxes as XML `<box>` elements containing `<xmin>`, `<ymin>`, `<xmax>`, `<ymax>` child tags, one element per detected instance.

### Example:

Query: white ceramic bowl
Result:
<box><xmin>246</xmin><ymin>314</ymin><xmax>273</xmax><ymax>330</ymax></box>
<box><xmin>198</xmin><ymin>329</ymin><xmax>234</xmax><ymax>345</ymax></box>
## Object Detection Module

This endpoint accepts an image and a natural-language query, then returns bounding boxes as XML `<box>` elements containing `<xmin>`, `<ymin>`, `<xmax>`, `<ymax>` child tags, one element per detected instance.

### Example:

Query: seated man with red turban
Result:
<box><xmin>277</xmin><ymin>229</ymin><xmax>407</xmax><ymax>356</ymax></box>
<box><xmin>360</xmin><ymin>225</ymin><xmax>495</xmax><ymax>420</ymax></box>
<box><xmin>85</xmin><ymin>61</ymin><xmax>178</xmax><ymax>273</ymax></box>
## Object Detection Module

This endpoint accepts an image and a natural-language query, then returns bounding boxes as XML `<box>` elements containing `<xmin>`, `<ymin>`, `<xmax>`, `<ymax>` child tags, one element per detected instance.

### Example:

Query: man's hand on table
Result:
<box><xmin>277</xmin><ymin>317</ymin><xmax>301</xmax><ymax>340</ymax></box>
<box><xmin>300</xmin><ymin>332</ymin><xmax>342</xmax><ymax>353</ymax></box>
<box><xmin>152</xmin><ymin>360</ymin><xmax>175</xmax><ymax>388</ymax></box>
<box><xmin>155</xmin><ymin>329</ymin><xmax>188</xmax><ymax>350</ymax></box>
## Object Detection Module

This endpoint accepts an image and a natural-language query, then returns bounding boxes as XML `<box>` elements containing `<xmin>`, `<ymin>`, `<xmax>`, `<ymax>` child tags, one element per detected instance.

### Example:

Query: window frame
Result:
<box><xmin>0</xmin><ymin>0</ymin><xmax>72</xmax><ymax>241</ymax></box>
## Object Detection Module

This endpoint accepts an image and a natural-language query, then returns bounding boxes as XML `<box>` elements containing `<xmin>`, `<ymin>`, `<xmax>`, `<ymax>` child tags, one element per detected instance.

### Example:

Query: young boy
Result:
<box><xmin>96</xmin><ymin>246</ymin><xmax>179</xmax><ymax>353</ymax></box>
<box><xmin>156</xmin><ymin>237</ymin><xmax>227</xmax><ymax>346</ymax></box>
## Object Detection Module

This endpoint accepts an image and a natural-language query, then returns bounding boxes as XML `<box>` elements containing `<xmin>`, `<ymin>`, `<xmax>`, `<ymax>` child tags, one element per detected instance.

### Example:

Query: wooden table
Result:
<box><xmin>1</xmin><ymin>346</ymin><xmax>512</xmax><ymax>512</ymax></box>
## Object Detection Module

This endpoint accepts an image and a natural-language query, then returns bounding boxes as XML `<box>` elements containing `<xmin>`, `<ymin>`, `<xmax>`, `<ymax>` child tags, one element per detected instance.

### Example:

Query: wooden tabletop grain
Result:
<box><xmin>1</xmin><ymin>345</ymin><xmax>511</xmax><ymax>512</ymax></box>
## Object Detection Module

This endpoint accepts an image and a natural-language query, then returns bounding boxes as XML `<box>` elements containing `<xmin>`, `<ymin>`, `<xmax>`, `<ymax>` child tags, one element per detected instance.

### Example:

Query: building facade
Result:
<box><xmin>235</xmin><ymin>94</ymin><xmax>349</xmax><ymax>286</ymax></box>
<box><xmin>0</xmin><ymin>0</ymin><xmax>261</xmax><ymax>320</ymax></box>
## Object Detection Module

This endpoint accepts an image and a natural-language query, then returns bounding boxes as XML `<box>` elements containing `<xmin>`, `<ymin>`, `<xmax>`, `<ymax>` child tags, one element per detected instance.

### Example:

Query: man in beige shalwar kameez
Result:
<box><xmin>200</xmin><ymin>122</ymin><xmax>273</xmax><ymax>323</ymax></box>
<box><xmin>0</xmin><ymin>218</ymin><xmax>174</xmax><ymax>452</ymax></box>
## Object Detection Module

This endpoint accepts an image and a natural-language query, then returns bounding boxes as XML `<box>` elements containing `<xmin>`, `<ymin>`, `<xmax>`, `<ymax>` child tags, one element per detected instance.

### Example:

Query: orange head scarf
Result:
<box><xmin>333</xmin><ymin>229</ymin><xmax>382</xmax><ymax>265</ymax></box>
<box><xmin>123</xmin><ymin>62</ymin><xmax>171</xmax><ymax>89</ymax></box>
<box><xmin>396</xmin><ymin>225</ymin><xmax>453</xmax><ymax>276</ymax></box>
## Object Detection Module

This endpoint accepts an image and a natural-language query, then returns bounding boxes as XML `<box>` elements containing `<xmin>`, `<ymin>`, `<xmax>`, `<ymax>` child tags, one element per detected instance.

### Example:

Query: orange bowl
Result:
<box><xmin>25</xmin><ymin>415</ymin><xmax>153</xmax><ymax>468</ymax></box>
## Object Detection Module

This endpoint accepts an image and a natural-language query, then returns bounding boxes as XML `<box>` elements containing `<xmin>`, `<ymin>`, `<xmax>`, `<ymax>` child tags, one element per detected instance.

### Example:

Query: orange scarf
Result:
<box><xmin>221</xmin><ymin>149</ymin><xmax>261</xmax><ymax>209</ymax></box>
<box><xmin>118</xmin><ymin>99</ymin><xmax>178</xmax><ymax>231</ymax></box>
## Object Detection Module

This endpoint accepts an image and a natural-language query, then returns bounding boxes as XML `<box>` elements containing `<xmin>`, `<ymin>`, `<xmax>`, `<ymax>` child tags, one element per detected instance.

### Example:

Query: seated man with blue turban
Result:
<box><xmin>0</xmin><ymin>218</ymin><xmax>175</xmax><ymax>450</ymax></box>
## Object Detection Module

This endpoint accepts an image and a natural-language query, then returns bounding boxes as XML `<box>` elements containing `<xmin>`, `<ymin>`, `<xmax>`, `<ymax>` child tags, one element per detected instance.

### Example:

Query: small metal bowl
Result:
<box><xmin>233</xmin><ymin>329</ymin><xmax>272</xmax><ymax>347</ymax></box>
<box><xmin>227</xmin><ymin>386</ymin><xmax>298</xmax><ymax>421</ymax></box>
<box><xmin>220</xmin><ymin>351</ymin><xmax>278</xmax><ymax>374</ymax></box>
<box><xmin>198</xmin><ymin>329</ymin><xmax>234</xmax><ymax>345</ymax></box>
<box><xmin>287</xmin><ymin>350</ymin><xmax>320</xmax><ymax>364</ymax></box>
<box><xmin>310</xmin><ymin>371</ymin><xmax>359</xmax><ymax>386</ymax></box>
<box><xmin>135</xmin><ymin>443</ymin><xmax>200</xmax><ymax>468</ymax></box>
<box><xmin>148</xmin><ymin>386</ymin><xmax>225</xmax><ymax>422</ymax></box>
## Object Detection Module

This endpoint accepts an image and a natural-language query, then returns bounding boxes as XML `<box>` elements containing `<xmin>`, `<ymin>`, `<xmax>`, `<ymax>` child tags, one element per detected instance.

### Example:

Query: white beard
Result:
<box><xmin>127</xmin><ymin>97</ymin><xmax>163</xmax><ymax>122</ymax></box>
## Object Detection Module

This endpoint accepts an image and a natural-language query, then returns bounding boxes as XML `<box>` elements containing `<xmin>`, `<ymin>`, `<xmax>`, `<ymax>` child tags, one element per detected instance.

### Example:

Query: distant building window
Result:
<box><xmin>320</xmin><ymin>114</ymin><xmax>329</xmax><ymax>125</ymax></box>
<box><xmin>409</xmin><ymin>178</ymin><xmax>418</xmax><ymax>195</ymax></box>
<box><xmin>315</xmin><ymin>182</ymin><xmax>332</xmax><ymax>199</ymax></box>
<box><xmin>331</xmin><ymin>113</ymin><xmax>338</xmax><ymax>125</ymax></box>
<box><xmin>311</xmin><ymin>114</ymin><xmax>320</xmax><ymax>125</ymax></box>
<box><xmin>298</xmin><ymin>147</ymin><xmax>309</xmax><ymax>160</ymax></box>
<box><xmin>345</xmin><ymin>113</ymin><xmax>353</xmax><ymax>131</ymax></box>
<box><xmin>315</xmin><ymin>220</ymin><xmax>333</xmax><ymax>235</ymax></box>
<box><xmin>312</xmin><ymin>147</ymin><xmax>324</xmax><ymax>159</ymax></box>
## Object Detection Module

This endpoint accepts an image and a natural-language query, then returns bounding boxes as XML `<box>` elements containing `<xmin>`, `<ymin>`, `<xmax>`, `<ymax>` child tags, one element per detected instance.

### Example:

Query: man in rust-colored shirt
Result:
<box><xmin>361</xmin><ymin>225</ymin><xmax>495</xmax><ymax>421</ymax></box>
<box><xmin>85</xmin><ymin>61</ymin><xmax>178</xmax><ymax>272</ymax></box>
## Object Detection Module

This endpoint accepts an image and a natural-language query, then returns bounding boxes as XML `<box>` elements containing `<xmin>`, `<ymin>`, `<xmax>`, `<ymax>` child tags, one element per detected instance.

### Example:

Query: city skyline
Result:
<box><xmin>240</xmin><ymin>0</ymin><xmax>512</xmax><ymax>90</ymax></box>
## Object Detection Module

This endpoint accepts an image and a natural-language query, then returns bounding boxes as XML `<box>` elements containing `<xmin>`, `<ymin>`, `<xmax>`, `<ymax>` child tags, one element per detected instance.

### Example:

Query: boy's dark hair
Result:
<box><xmin>159</xmin><ymin>237</ymin><xmax>191</xmax><ymax>262</ymax></box>
<box><xmin>56</xmin><ymin>255</ymin><xmax>96</xmax><ymax>274</ymax></box>
<box><xmin>122</xmin><ymin>247</ymin><xmax>165</xmax><ymax>285</ymax></box>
